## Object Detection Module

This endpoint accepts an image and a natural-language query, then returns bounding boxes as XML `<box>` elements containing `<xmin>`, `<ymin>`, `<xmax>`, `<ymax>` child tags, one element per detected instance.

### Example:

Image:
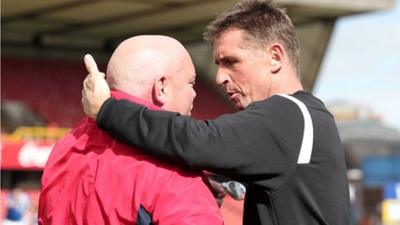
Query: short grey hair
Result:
<box><xmin>203</xmin><ymin>0</ymin><xmax>300</xmax><ymax>72</ymax></box>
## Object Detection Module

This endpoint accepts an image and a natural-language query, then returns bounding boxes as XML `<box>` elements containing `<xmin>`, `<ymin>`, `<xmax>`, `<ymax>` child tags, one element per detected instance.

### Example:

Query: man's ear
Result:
<box><xmin>269</xmin><ymin>43</ymin><xmax>283</xmax><ymax>74</ymax></box>
<box><xmin>153</xmin><ymin>76</ymin><xmax>168</xmax><ymax>106</ymax></box>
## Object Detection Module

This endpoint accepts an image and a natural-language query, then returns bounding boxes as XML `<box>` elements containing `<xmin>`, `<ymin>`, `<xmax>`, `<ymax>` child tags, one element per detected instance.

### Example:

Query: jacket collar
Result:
<box><xmin>111</xmin><ymin>90</ymin><xmax>162</xmax><ymax>111</ymax></box>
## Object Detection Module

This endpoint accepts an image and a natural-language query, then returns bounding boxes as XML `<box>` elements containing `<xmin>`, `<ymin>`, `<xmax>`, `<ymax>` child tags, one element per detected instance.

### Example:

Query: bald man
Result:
<box><xmin>38</xmin><ymin>36</ymin><xmax>223</xmax><ymax>225</ymax></box>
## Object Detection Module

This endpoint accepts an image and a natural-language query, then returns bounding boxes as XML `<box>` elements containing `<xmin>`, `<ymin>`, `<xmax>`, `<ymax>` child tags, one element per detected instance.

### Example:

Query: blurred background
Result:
<box><xmin>1</xmin><ymin>0</ymin><xmax>399</xmax><ymax>225</ymax></box>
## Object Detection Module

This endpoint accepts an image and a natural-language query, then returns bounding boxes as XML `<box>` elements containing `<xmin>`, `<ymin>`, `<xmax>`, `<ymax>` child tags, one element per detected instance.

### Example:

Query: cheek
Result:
<box><xmin>186</xmin><ymin>89</ymin><xmax>195</xmax><ymax>103</ymax></box>
<box><xmin>242</xmin><ymin>67</ymin><xmax>262</xmax><ymax>85</ymax></box>
<box><xmin>177</xmin><ymin>88</ymin><xmax>194</xmax><ymax>105</ymax></box>
<box><xmin>233</xmin><ymin>65</ymin><xmax>252</xmax><ymax>85</ymax></box>
<box><xmin>232</xmin><ymin>73</ymin><xmax>249</xmax><ymax>90</ymax></box>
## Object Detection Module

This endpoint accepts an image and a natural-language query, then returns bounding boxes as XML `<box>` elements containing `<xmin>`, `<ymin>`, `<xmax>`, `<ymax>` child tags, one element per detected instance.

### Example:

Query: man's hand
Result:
<box><xmin>207</xmin><ymin>178</ymin><xmax>227</xmax><ymax>207</ymax></box>
<box><xmin>82</xmin><ymin>54</ymin><xmax>110</xmax><ymax>119</ymax></box>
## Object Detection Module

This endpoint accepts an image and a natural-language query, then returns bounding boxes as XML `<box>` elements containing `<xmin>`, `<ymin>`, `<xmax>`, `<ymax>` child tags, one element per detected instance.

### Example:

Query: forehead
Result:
<box><xmin>174</xmin><ymin>57</ymin><xmax>196</xmax><ymax>81</ymax></box>
<box><xmin>213</xmin><ymin>29</ymin><xmax>257</xmax><ymax>57</ymax></box>
<box><xmin>183</xmin><ymin>55</ymin><xmax>196</xmax><ymax>76</ymax></box>
<box><xmin>214</xmin><ymin>29</ymin><xmax>244</xmax><ymax>48</ymax></box>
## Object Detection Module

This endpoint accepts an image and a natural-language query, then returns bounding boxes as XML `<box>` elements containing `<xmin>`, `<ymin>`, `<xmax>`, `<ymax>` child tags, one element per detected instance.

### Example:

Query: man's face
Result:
<box><xmin>213</xmin><ymin>28</ymin><xmax>272</xmax><ymax>110</ymax></box>
<box><xmin>164</xmin><ymin>55</ymin><xmax>197</xmax><ymax>116</ymax></box>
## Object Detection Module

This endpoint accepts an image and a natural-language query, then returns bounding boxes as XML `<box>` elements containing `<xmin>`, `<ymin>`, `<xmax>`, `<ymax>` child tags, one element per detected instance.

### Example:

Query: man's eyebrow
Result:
<box><xmin>216</xmin><ymin>56</ymin><xmax>237</xmax><ymax>64</ymax></box>
<box><xmin>214</xmin><ymin>53</ymin><xmax>223</xmax><ymax>64</ymax></box>
<box><xmin>214</xmin><ymin>56</ymin><xmax>227</xmax><ymax>65</ymax></box>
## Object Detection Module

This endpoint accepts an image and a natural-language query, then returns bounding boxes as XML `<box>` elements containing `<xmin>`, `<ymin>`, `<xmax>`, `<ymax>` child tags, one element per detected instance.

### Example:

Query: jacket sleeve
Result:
<box><xmin>97</xmin><ymin>97</ymin><xmax>302</xmax><ymax>182</ymax></box>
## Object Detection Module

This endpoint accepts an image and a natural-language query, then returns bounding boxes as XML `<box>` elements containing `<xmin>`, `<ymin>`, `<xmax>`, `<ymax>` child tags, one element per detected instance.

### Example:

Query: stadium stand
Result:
<box><xmin>2</xmin><ymin>57</ymin><xmax>235</xmax><ymax>128</ymax></box>
<box><xmin>2</xmin><ymin>57</ymin><xmax>91</xmax><ymax>128</ymax></box>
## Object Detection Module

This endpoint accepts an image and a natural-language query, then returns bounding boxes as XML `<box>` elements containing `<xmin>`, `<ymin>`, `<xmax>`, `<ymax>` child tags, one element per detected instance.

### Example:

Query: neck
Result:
<box><xmin>110</xmin><ymin>83</ymin><xmax>155</xmax><ymax>104</ymax></box>
<box><xmin>110</xmin><ymin>90</ymin><xmax>162</xmax><ymax>111</ymax></box>
<box><xmin>270</xmin><ymin>69</ymin><xmax>303</xmax><ymax>96</ymax></box>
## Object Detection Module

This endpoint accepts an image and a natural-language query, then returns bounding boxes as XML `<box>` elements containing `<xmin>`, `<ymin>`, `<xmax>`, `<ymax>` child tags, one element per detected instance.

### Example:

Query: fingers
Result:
<box><xmin>84</xmin><ymin>54</ymin><xmax>100</xmax><ymax>75</ymax></box>
<box><xmin>82</xmin><ymin>53</ymin><xmax>110</xmax><ymax>119</ymax></box>
<box><xmin>83</xmin><ymin>72</ymin><xmax>106</xmax><ymax>92</ymax></box>
<box><xmin>83</xmin><ymin>76</ymin><xmax>93</xmax><ymax>91</ymax></box>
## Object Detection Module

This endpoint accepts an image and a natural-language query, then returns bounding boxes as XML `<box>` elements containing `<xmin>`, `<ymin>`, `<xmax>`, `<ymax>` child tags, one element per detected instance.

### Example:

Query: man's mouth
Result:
<box><xmin>227</xmin><ymin>91</ymin><xmax>239</xmax><ymax>100</ymax></box>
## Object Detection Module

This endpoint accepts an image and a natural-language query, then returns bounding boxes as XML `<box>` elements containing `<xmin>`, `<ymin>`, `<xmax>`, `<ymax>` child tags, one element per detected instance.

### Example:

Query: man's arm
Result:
<box><xmin>82</xmin><ymin>54</ymin><xmax>299</xmax><ymax>182</ymax></box>
<box><xmin>96</xmin><ymin>97</ymin><xmax>296</xmax><ymax>181</ymax></box>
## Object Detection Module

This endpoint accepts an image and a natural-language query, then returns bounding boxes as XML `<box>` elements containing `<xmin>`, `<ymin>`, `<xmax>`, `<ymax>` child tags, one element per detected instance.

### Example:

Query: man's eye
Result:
<box><xmin>222</xmin><ymin>59</ymin><xmax>236</xmax><ymax>66</ymax></box>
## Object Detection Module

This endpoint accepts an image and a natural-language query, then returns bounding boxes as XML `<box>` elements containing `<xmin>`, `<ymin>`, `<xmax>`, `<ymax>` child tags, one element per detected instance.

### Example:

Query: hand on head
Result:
<box><xmin>82</xmin><ymin>54</ymin><xmax>111</xmax><ymax>119</ymax></box>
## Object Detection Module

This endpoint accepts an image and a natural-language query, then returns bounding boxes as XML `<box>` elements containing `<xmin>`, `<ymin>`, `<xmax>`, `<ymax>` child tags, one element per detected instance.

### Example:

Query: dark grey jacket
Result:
<box><xmin>97</xmin><ymin>91</ymin><xmax>351</xmax><ymax>225</ymax></box>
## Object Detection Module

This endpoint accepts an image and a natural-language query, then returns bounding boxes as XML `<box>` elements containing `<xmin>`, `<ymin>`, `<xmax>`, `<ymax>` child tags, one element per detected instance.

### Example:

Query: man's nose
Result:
<box><xmin>215</xmin><ymin>68</ymin><xmax>229</xmax><ymax>86</ymax></box>
<box><xmin>193</xmin><ymin>89</ymin><xmax>197</xmax><ymax>99</ymax></box>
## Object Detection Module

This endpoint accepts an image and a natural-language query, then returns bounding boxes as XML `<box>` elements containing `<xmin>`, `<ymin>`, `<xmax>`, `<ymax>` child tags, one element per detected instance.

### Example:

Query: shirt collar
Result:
<box><xmin>74</xmin><ymin>90</ymin><xmax>162</xmax><ymax>151</ymax></box>
<box><xmin>110</xmin><ymin>90</ymin><xmax>162</xmax><ymax>111</ymax></box>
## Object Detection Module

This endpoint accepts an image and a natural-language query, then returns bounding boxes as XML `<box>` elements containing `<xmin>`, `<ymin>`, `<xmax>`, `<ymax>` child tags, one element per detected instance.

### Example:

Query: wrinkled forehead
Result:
<box><xmin>213</xmin><ymin>29</ymin><xmax>251</xmax><ymax>55</ymax></box>
<box><xmin>214</xmin><ymin>28</ymin><xmax>269</xmax><ymax>59</ymax></box>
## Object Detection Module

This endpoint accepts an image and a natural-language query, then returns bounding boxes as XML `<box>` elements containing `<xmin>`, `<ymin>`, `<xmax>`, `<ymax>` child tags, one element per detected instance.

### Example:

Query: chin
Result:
<box><xmin>235</xmin><ymin>99</ymin><xmax>251</xmax><ymax>110</ymax></box>
<box><xmin>235</xmin><ymin>103</ymin><xmax>245</xmax><ymax>110</ymax></box>
<box><xmin>183</xmin><ymin>110</ymin><xmax>191</xmax><ymax>116</ymax></box>
<box><xmin>231</xmin><ymin>97</ymin><xmax>247</xmax><ymax>110</ymax></box>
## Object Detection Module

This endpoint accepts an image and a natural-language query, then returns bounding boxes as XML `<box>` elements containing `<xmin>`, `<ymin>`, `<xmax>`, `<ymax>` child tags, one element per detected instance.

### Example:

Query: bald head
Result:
<box><xmin>106</xmin><ymin>35</ymin><xmax>197</xmax><ymax>115</ymax></box>
<box><xmin>107</xmin><ymin>35</ymin><xmax>190</xmax><ymax>98</ymax></box>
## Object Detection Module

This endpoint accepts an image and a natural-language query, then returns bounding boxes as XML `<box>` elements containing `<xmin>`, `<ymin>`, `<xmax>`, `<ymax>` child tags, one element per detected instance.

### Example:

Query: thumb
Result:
<box><xmin>84</xmin><ymin>54</ymin><xmax>101</xmax><ymax>75</ymax></box>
